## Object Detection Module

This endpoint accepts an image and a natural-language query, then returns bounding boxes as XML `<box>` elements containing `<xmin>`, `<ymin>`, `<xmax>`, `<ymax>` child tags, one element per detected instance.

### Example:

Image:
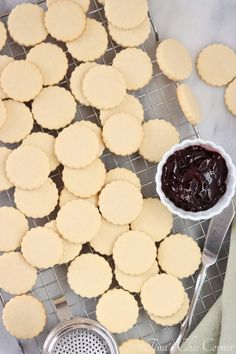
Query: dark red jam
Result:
<box><xmin>161</xmin><ymin>145</ymin><xmax>228</xmax><ymax>212</ymax></box>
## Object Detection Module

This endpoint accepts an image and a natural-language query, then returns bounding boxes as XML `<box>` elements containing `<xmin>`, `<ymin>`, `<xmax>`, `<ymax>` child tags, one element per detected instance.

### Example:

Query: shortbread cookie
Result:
<box><xmin>0</xmin><ymin>99</ymin><xmax>6</xmax><ymax>129</ymax></box>
<box><xmin>27</xmin><ymin>43</ymin><xmax>68</xmax><ymax>86</ymax></box>
<box><xmin>139</xmin><ymin>119</ymin><xmax>179</xmax><ymax>162</ymax></box>
<box><xmin>100</xmin><ymin>93</ymin><xmax>144</xmax><ymax>126</ymax></box>
<box><xmin>108</xmin><ymin>17</ymin><xmax>151</xmax><ymax>48</ymax></box>
<box><xmin>68</xmin><ymin>254</ymin><xmax>112</xmax><ymax>298</ymax></box>
<box><xmin>156</xmin><ymin>39</ymin><xmax>192</xmax><ymax>81</ymax></box>
<box><xmin>14</xmin><ymin>178</ymin><xmax>58</xmax><ymax>218</ymax></box>
<box><xmin>197</xmin><ymin>44</ymin><xmax>236</xmax><ymax>86</ymax></box>
<box><xmin>105</xmin><ymin>0</ymin><xmax>148</xmax><ymax>30</ymax></box>
<box><xmin>0</xmin><ymin>56</ymin><xmax>14</xmax><ymax>99</ymax></box>
<box><xmin>176</xmin><ymin>83</ymin><xmax>201</xmax><ymax>125</ymax></box>
<box><xmin>59</xmin><ymin>187</ymin><xmax>98</xmax><ymax>207</ymax></box>
<box><xmin>0</xmin><ymin>100</ymin><xmax>33</xmax><ymax>143</ymax></box>
<box><xmin>32</xmin><ymin>86</ymin><xmax>76</xmax><ymax>129</ymax></box>
<box><xmin>82</xmin><ymin>65</ymin><xmax>126</xmax><ymax>109</ymax></box>
<box><xmin>113</xmin><ymin>230</ymin><xmax>156</xmax><ymax>275</ymax></box>
<box><xmin>113</xmin><ymin>48</ymin><xmax>153</xmax><ymax>90</ymax></box>
<box><xmin>102</xmin><ymin>113</ymin><xmax>143</xmax><ymax>155</ymax></box>
<box><xmin>1</xmin><ymin>60</ymin><xmax>43</xmax><ymax>102</ymax></box>
<box><xmin>0</xmin><ymin>207</ymin><xmax>28</xmax><ymax>252</ymax></box>
<box><xmin>90</xmin><ymin>217</ymin><xmax>129</xmax><ymax>256</ymax></box>
<box><xmin>23</xmin><ymin>132</ymin><xmax>59</xmax><ymax>172</ymax></box>
<box><xmin>131</xmin><ymin>198</ymin><xmax>172</xmax><ymax>242</ymax></box>
<box><xmin>67</xmin><ymin>19</ymin><xmax>108</xmax><ymax>62</ymax></box>
<box><xmin>141</xmin><ymin>273</ymin><xmax>185</xmax><ymax>317</ymax></box>
<box><xmin>158</xmin><ymin>234</ymin><xmax>201</xmax><ymax>278</ymax></box>
<box><xmin>0</xmin><ymin>147</ymin><xmax>13</xmax><ymax>191</ymax></box>
<box><xmin>6</xmin><ymin>145</ymin><xmax>50</xmax><ymax>190</ymax></box>
<box><xmin>0</xmin><ymin>22</ymin><xmax>6</xmax><ymax>52</ymax></box>
<box><xmin>45</xmin><ymin>0</ymin><xmax>86</xmax><ymax>42</ymax></box>
<box><xmin>225</xmin><ymin>78</ymin><xmax>236</xmax><ymax>115</ymax></box>
<box><xmin>8</xmin><ymin>3</ymin><xmax>47</xmax><ymax>46</ymax></box>
<box><xmin>47</xmin><ymin>0</ymin><xmax>90</xmax><ymax>12</ymax></box>
<box><xmin>55</xmin><ymin>123</ymin><xmax>99</xmax><ymax>168</ymax></box>
<box><xmin>2</xmin><ymin>295</ymin><xmax>46</xmax><ymax>339</ymax></box>
<box><xmin>115</xmin><ymin>261</ymin><xmax>159</xmax><ymax>293</ymax></box>
<box><xmin>0</xmin><ymin>252</ymin><xmax>37</xmax><ymax>295</ymax></box>
<box><xmin>56</xmin><ymin>199</ymin><xmax>101</xmax><ymax>243</ymax></box>
<box><xmin>96</xmin><ymin>289</ymin><xmax>139</xmax><ymax>333</ymax></box>
<box><xmin>149</xmin><ymin>291</ymin><xmax>189</xmax><ymax>326</ymax></box>
<box><xmin>119</xmin><ymin>339</ymin><xmax>155</xmax><ymax>354</ymax></box>
<box><xmin>22</xmin><ymin>227</ymin><xmax>63</xmax><ymax>268</ymax></box>
<box><xmin>78</xmin><ymin>120</ymin><xmax>104</xmax><ymax>156</ymax></box>
<box><xmin>99</xmin><ymin>181</ymin><xmax>143</xmax><ymax>225</ymax></box>
<box><xmin>63</xmin><ymin>158</ymin><xmax>106</xmax><ymax>197</ymax></box>
<box><xmin>105</xmin><ymin>167</ymin><xmax>141</xmax><ymax>189</ymax></box>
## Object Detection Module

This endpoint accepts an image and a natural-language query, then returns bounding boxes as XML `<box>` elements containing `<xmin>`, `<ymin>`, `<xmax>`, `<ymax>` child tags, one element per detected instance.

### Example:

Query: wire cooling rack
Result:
<box><xmin>0</xmin><ymin>1</ymin><xmax>231</xmax><ymax>353</ymax></box>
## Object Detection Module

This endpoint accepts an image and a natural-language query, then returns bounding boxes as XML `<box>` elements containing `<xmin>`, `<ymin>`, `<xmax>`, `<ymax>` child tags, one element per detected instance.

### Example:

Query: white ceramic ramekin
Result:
<box><xmin>155</xmin><ymin>139</ymin><xmax>236</xmax><ymax>220</ymax></box>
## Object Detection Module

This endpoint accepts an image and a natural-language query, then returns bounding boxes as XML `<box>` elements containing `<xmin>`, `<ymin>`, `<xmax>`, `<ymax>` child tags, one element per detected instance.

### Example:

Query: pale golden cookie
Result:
<box><xmin>82</xmin><ymin>65</ymin><xmax>126</xmax><ymax>109</ymax></box>
<box><xmin>59</xmin><ymin>187</ymin><xmax>98</xmax><ymax>207</ymax></box>
<box><xmin>0</xmin><ymin>147</ymin><xmax>13</xmax><ymax>191</ymax></box>
<box><xmin>32</xmin><ymin>86</ymin><xmax>76</xmax><ymax>130</ymax></box>
<box><xmin>14</xmin><ymin>178</ymin><xmax>58</xmax><ymax>218</ymax></box>
<box><xmin>6</xmin><ymin>145</ymin><xmax>50</xmax><ymax>190</ymax></box>
<box><xmin>0</xmin><ymin>100</ymin><xmax>33</xmax><ymax>143</ymax></box>
<box><xmin>156</xmin><ymin>38</ymin><xmax>192</xmax><ymax>81</ymax></box>
<box><xmin>0</xmin><ymin>207</ymin><xmax>28</xmax><ymax>252</ymax></box>
<box><xmin>45</xmin><ymin>0</ymin><xmax>86</xmax><ymax>42</ymax></box>
<box><xmin>197</xmin><ymin>44</ymin><xmax>236</xmax><ymax>86</ymax></box>
<box><xmin>78</xmin><ymin>120</ymin><xmax>104</xmax><ymax>156</ymax></box>
<box><xmin>27</xmin><ymin>43</ymin><xmax>68</xmax><ymax>86</ymax></box>
<box><xmin>90</xmin><ymin>217</ymin><xmax>129</xmax><ymax>256</ymax></box>
<box><xmin>0</xmin><ymin>252</ymin><xmax>37</xmax><ymax>295</ymax></box>
<box><xmin>139</xmin><ymin>119</ymin><xmax>179</xmax><ymax>162</ymax></box>
<box><xmin>102</xmin><ymin>113</ymin><xmax>143</xmax><ymax>155</ymax></box>
<box><xmin>119</xmin><ymin>339</ymin><xmax>155</xmax><ymax>354</ymax></box>
<box><xmin>225</xmin><ymin>78</ymin><xmax>236</xmax><ymax>115</ymax></box>
<box><xmin>113</xmin><ymin>48</ymin><xmax>153</xmax><ymax>90</ymax></box>
<box><xmin>0</xmin><ymin>22</ymin><xmax>6</xmax><ymax>51</ymax></box>
<box><xmin>141</xmin><ymin>273</ymin><xmax>185</xmax><ymax>317</ymax></box>
<box><xmin>0</xmin><ymin>98</ymin><xmax>6</xmax><ymax>129</ymax></box>
<box><xmin>1</xmin><ymin>60</ymin><xmax>43</xmax><ymax>102</ymax></box>
<box><xmin>67</xmin><ymin>19</ymin><xmax>108</xmax><ymax>62</ymax></box>
<box><xmin>158</xmin><ymin>234</ymin><xmax>201</xmax><ymax>278</ymax></box>
<box><xmin>105</xmin><ymin>167</ymin><xmax>141</xmax><ymax>189</ymax></box>
<box><xmin>99</xmin><ymin>181</ymin><xmax>143</xmax><ymax>225</ymax></box>
<box><xmin>8</xmin><ymin>3</ymin><xmax>47</xmax><ymax>46</ymax></box>
<box><xmin>0</xmin><ymin>56</ymin><xmax>14</xmax><ymax>99</ymax></box>
<box><xmin>56</xmin><ymin>199</ymin><xmax>101</xmax><ymax>243</ymax></box>
<box><xmin>131</xmin><ymin>198</ymin><xmax>172</xmax><ymax>242</ymax></box>
<box><xmin>68</xmin><ymin>254</ymin><xmax>112</xmax><ymax>298</ymax></box>
<box><xmin>3</xmin><ymin>295</ymin><xmax>46</xmax><ymax>339</ymax></box>
<box><xmin>47</xmin><ymin>0</ymin><xmax>90</xmax><ymax>12</ymax></box>
<box><xmin>176</xmin><ymin>83</ymin><xmax>201</xmax><ymax>125</ymax></box>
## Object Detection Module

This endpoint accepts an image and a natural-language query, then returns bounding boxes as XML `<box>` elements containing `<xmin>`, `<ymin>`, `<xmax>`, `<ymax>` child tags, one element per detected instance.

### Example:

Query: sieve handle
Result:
<box><xmin>53</xmin><ymin>296</ymin><xmax>73</xmax><ymax>321</ymax></box>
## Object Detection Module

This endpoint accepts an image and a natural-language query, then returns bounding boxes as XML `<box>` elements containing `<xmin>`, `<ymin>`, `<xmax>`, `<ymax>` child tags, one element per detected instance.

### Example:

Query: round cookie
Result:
<box><xmin>47</xmin><ymin>0</ymin><xmax>90</xmax><ymax>12</ymax></box>
<box><xmin>0</xmin><ymin>207</ymin><xmax>28</xmax><ymax>252</ymax></box>
<box><xmin>139</xmin><ymin>119</ymin><xmax>179</xmax><ymax>162</ymax></box>
<box><xmin>56</xmin><ymin>199</ymin><xmax>101</xmax><ymax>243</ymax></box>
<box><xmin>99</xmin><ymin>180</ymin><xmax>143</xmax><ymax>225</ymax></box>
<box><xmin>119</xmin><ymin>339</ymin><xmax>155</xmax><ymax>354</ymax></box>
<box><xmin>131</xmin><ymin>198</ymin><xmax>172</xmax><ymax>242</ymax></box>
<box><xmin>2</xmin><ymin>295</ymin><xmax>46</xmax><ymax>339</ymax></box>
<box><xmin>197</xmin><ymin>44</ymin><xmax>236</xmax><ymax>86</ymax></box>
<box><xmin>68</xmin><ymin>254</ymin><xmax>112</xmax><ymax>298</ymax></box>
<box><xmin>0</xmin><ymin>22</ymin><xmax>6</xmax><ymax>51</ymax></box>
<box><xmin>59</xmin><ymin>187</ymin><xmax>98</xmax><ymax>207</ymax></box>
<box><xmin>0</xmin><ymin>100</ymin><xmax>33</xmax><ymax>144</ymax></box>
<box><xmin>45</xmin><ymin>0</ymin><xmax>86</xmax><ymax>42</ymax></box>
<box><xmin>140</xmin><ymin>273</ymin><xmax>185</xmax><ymax>317</ymax></box>
<box><xmin>158</xmin><ymin>234</ymin><xmax>201</xmax><ymax>278</ymax></box>
<box><xmin>7</xmin><ymin>3</ymin><xmax>47</xmax><ymax>46</ymax></box>
<box><xmin>0</xmin><ymin>147</ymin><xmax>13</xmax><ymax>191</ymax></box>
<box><xmin>23</xmin><ymin>132</ymin><xmax>59</xmax><ymax>172</ymax></box>
<box><xmin>0</xmin><ymin>99</ymin><xmax>6</xmax><ymax>129</ymax></box>
<box><xmin>156</xmin><ymin>38</ymin><xmax>192</xmax><ymax>81</ymax></box>
<box><xmin>14</xmin><ymin>178</ymin><xmax>58</xmax><ymax>218</ymax></box>
<box><xmin>115</xmin><ymin>261</ymin><xmax>159</xmax><ymax>293</ymax></box>
<box><xmin>225</xmin><ymin>78</ymin><xmax>236</xmax><ymax>115</ymax></box>
<box><xmin>1</xmin><ymin>60</ymin><xmax>43</xmax><ymax>102</ymax></box>
<box><xmin>176</xmin><ymin>83</ymin><xmax>201</xmax><ymax>125</ymax></box>
<box><xmin>6</xmin><ymin>145</ymin><xmax>50</xmax><ymax>190</ymax></box>
<box><xmin>27</xmin><ymin>43</ymin><xmax>68</xmax><ymax>86</ymax></box>
<box><xmin>102</xmin><ymin>113</ymin><xmax>143</xmax><ymax>155</ymax></box>
<box><xmin>78</xmin><ymin>120</ymin><xmax>104</xmax><ymax>156</ymax></box>
<box><xmin>32</xmin><ymin>86</ymin><xmax>76</xmax><ymax>130</ymax></box>
<box><xmin>0</xmin><ymin>56</ymin><xmax>14</xmax><ymax>99</ymax></box>
<box><xmin>67</xmin><ymin>19</ymin><xmax>108</xmax><ymax>62</ymax></box>
<box><xmin>105</xmin><ymin>167</ymin><xmax>141</xmax><ymax>189</ymax></box>
<box><xmin>90</xmin><ymin>217</ymin><xmax>129</xmax><ymax>256</ymax></box>
<box><xmin>55</xmin><ymin>123</ymin><xmax>99</xmax><ymax>168</ymax></box>
<box><xmin>82</xmin><ymin>65</ymin><xmax>126</xmax><ymax>109</ymax></box>
<box><xmin>104</xmin><ymin>0</ymin><xmax>148</xmax><ymax>30</ymax></box>
<box><xmin>0</xmin><ymin>252</ymin><xmax>37</xmax><ymax>295</ymax></box>
<box><xmin>113</xmin><ymin>48</ymin><xmax>153</xmax><ymax>90</ymax></box>
<box><xmin>22</xmin><ymin>227</ymin><xmax>63</xmax><ymax>269</ymax></box>
<box><xmin>63</xmin><ymin>158</ymin><xmax>106</xmax><ymax>198</ymax></box>
<box><xmin>96</xmin><ymin>289</ymin><xmax>139</xmax><ymax>333</ymax></box>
